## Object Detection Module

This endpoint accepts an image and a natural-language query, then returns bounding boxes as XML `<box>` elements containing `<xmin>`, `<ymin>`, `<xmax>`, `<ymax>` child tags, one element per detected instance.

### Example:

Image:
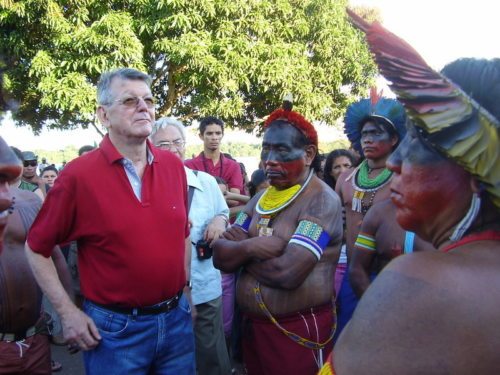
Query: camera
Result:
<box><xmin>195</xmin><ymin>240</ymin><xmax>213</xmax><ymax>260</ymax></box>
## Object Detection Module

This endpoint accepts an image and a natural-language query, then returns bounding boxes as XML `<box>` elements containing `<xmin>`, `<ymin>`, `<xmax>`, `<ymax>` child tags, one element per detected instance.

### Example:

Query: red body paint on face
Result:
<box><xmin>388</xmin><ymin>126</ymin><xmax>472</xmax><ymax>237</ymax></box>
<box><xmin>262</xmin><ymin>124</ymin><xmax>309</xmax><ymax>190</ymax></box>
<box><xmin>265</xmin><ymin>158</ymin><xmax>305</xmax><ymax>189</ymax></box>
<box><xmin>361</xmin><ymin>121</ymin><xmax>395</xmax><ymax>160</ymax></box>
<box><xmin>390</xmin><ymin>162</ymin><xmax>468</xmax><ymax>231</ymax></box>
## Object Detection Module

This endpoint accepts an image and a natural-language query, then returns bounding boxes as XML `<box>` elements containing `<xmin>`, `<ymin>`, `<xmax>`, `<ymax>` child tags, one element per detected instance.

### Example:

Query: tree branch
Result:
<box><xmin>90</xmin><ymin>114</ymin><xmax>105</xmax><ymax>138</ymax></box>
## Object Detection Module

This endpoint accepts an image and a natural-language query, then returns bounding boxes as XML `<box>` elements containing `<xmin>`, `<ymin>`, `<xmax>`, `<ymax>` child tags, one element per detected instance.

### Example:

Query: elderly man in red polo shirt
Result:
<box><xmin>24</xmin><ymin>68</ymin><xmax>195</xmax><ymax>374</ymax></box>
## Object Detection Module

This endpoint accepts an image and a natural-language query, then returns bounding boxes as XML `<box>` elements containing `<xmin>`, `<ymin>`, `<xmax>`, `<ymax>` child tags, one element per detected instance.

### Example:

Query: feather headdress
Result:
<box><xmin>344</xmin><ymin>88</ymin><xmax>406</xmax><ymax>154</ymax></box>
<box><xmin>265</xmin><ymin>94</ymin><xmax>318</xmax><ymax>147</ymax></box>
<box><xmin>347</xmin><ymin>9</ymin><xmax>500</xmax><ymax>209</ymax></box>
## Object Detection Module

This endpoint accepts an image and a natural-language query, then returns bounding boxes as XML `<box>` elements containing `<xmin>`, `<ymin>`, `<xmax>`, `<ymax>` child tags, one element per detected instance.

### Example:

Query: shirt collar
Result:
<box><xmin>99</xmin><ymin>135</ymin><xmax>157</xmax><ymax>165</ymax></box>
<box><xmin>185</xmin><ymin>167</ymin><xmax>204</xmax><ymax>191</ymax></box>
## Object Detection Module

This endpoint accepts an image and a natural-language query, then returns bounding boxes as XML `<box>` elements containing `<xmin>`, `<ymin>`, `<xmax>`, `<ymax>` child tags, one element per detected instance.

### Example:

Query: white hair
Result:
<box><xmin>151</xmin><ymin>117</ymin><xmax>186</xmax><ymax>141</ymax></box>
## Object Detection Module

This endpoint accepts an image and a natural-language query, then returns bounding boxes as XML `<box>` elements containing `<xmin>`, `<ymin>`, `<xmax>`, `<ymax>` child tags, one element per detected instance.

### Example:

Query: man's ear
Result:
<box><xmin>198</xmin><ymin>132</ymin><xmax>204</xmax><ymax>141</ymax></box>
<box><xmin>304</xmin><ymin>144</ymin><xmax>317</xmax><ymax>167</ymax></box>
<box><xmin>390</xmin><ymin>135</ymin><xmax>399</xmax><ymax>148</ymax></box>
<box><xmin>96</xmin><ymin>106</ymin><xmax>110</xmax><ymax>130</ymax></box>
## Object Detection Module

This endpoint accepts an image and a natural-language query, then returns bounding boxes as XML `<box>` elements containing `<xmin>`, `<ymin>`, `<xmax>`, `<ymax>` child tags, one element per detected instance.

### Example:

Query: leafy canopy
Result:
<box><xmin>1</xmin><ymin>0</ymin><xmax>376</xmax><ymax>134</ymax></box>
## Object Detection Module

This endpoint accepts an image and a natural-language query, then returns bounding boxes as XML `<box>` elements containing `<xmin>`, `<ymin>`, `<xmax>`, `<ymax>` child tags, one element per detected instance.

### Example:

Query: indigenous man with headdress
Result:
<box><xmin>334</xmin><ymin>92</ymin><xmax>406</xmax><ymax>339</ymax></box>
<box><xmin>213</xmin><ymin>100</ymin><xmax>343</xmax><ymax>375</ymax></box>
<box><xmin>321</xmin><ymin>11</ymin><xmax>500</xmax><ymax>375</ymax></box>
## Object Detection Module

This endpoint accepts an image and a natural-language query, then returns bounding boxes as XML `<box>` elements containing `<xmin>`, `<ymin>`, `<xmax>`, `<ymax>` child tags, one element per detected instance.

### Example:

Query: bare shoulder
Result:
<box><xmin>335</xmin><ymin>251</ymin><xmax>500</xmax><ymax>374</ymax></box>
<box><xmin>12</xmin><ymin>187</ymin><xmax>42</xmax><ymax>208</ymax></box>
<box><xmin>335</xmin><ymin>169</ymin><xmax>353</xmax><ymax>199</ymax></box>
<box><xmin>359</xmin><ymin>199</ymin><xmax>391</xmax><ymax>233</ymax></box>
<box><xmin>308</xmin><ymin>177</ymin><xmax>341</xmax><ymax>209</ymax></box>
<box><xmin>302</xmin><ymin>178</ymin><xmax>341</xmax><ymax>218</ymax></box>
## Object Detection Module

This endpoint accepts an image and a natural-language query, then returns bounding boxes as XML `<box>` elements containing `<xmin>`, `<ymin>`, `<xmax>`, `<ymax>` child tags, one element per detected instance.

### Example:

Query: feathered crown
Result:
<box><xmin>344</xmin><ymin>88</ymin><xmax>407</xmax><ymax>153</ymax></box>
<box><xmin>264</xmin><ymin>94</ymin><xmax>318</xmax><ymax>147</ymax></box>
<box><xmin>347</xmin><ymin>8</ymin><xmax>500</xmax><ymax>209</ymax></box>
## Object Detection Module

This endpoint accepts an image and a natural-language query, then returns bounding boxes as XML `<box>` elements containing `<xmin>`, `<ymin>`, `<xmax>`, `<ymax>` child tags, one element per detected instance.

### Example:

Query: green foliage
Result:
<box><xmin>1</xmin><ymin>0</ymin><xmax>376</xmax><ymax>134</ymax></box>
<box><xmin>34</xmin><ymin>145</ymin><xmax>78</xmax><ymax>165</ymax></box>
<box><xmin>349</xmin><ymin>5</ymin><xmax>383</xmax><ymax>24</ymax></box>
<box><xmin>185</xmin><ymin>139</ymin><xmax>350</xmax><ymax>160</ymax></box>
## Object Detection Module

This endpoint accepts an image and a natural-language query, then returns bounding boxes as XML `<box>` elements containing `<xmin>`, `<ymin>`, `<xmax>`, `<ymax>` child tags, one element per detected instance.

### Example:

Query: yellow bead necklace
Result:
<box><xmin>256</xmin><ymin>170</ymin><xmax>313</xmax><ymax>215</ymax></box>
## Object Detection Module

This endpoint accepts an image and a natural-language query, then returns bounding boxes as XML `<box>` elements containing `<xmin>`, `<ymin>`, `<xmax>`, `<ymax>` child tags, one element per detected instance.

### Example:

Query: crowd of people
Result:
<box><xmin>0</xmin><ymin>12</ymin><xmax>499</xmax><ymax>375</ymax></box>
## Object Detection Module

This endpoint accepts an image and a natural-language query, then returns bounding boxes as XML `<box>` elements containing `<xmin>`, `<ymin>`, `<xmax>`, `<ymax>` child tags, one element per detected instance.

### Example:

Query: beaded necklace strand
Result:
<box><xmin>255</xmin><ymin>170</ymin><xmax>313</xmax><ymax>237</ymax></box>
<box><xmin>351</xmin><ymin>159</ymin><xmax>392</xmax><ymax>213</ymax></box>
<box><xmin>256</xmin><ymin>170</ymin><xmax>313</xmax><ymax>215</ymax></box>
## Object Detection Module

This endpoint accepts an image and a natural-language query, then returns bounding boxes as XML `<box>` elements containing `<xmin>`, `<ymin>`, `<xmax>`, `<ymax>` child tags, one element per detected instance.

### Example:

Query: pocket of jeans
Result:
<box><xmin>178</xmin><ymin>295</ymin><xmax>192</xmax><ymax>315</ymax></box>
<box><xmin>87</xmin><ymin>305</ymin><xmax>130</xmax><ymax>335</ymax></box>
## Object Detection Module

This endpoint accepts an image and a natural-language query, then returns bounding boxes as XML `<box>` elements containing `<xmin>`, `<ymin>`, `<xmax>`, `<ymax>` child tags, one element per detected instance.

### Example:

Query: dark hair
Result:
<box><xmin>41</xmin><ymin>165</ymin><xmax>59</xmax><ymax>176</ymax></box>
<box><xmin>78</xmin><ymin>145</ymin><xmax>95</xmax><ymax>156</ymax></box>
<box><xmin>441</xmin><ymin>58</ymin><xmax>500</xmax><ymax>122</ymax></box>
<box><xmin>199</xmin><ymin>116</ymin><xmax>224</xmax><ymax>135</ymax></box>
<box><xmin>323</xmin><ymin>149</ymin><xmax>357</xmax><ymax>189</ymax></box>
<box><xmin>247</xmin><ymin>169</ymin><xmax>267</xmax><ymax>197</ymax></box>
<box><xmin>239</xmin><ymin>162</ymin><xmax>247</xmax><ymax>177</ymax></box>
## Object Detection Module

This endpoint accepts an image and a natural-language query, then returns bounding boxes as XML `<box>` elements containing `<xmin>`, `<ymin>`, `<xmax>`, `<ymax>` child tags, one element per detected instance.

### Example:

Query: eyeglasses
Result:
<box><xmin>156</xmin><ymin>140</ymin><xmax>185</xmax><ymax>149</ymax></box>
<box><xmin>23</xmin><ymin>160</ymin><xmax>38</xmax><ymax>167</ymax></box>
<box><xmin>111</xmin><ymin>96</ymin><xmax>156</xmax><ymax>109</ymax></box>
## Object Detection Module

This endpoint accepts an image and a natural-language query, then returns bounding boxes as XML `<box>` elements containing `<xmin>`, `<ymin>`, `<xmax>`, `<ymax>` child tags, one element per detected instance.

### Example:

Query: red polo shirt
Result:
<box><xmin>185</xmin><ymin>152</ymin><xmax>244</xmax><ymax>193</ymax></box>
<box><xmin>27</xmin><ymin>135</ymin><xmax>189</xmax><ymax>306</ymax></box>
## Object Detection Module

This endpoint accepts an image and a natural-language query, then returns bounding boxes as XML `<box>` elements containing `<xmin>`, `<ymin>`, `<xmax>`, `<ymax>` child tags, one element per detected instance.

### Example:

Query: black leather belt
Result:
<box><xmin>89</xmin><ymin>291</ymin><xmax>183</xmax><ymax>316</ymax></box>
<box><xmin>0</xmin><ymin>326</ymin><xmax>38</xmax><ymax>342</ymax></box>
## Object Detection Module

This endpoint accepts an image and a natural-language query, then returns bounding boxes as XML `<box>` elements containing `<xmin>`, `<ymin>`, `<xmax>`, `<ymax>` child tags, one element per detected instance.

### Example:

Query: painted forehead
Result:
<box><xmin>263</xmin><ymin>121</ymin><xmax>306</xmax><ymax>147</ymax></box>
<box><xmin>401</xmin><ymin>123</ymin><xmax>448</xmax><ymax>164</ymax></box>
<box><xmin>361</xmin><ymin>120</ymin><xmax>390</xmax><ymax>134</ymax></box>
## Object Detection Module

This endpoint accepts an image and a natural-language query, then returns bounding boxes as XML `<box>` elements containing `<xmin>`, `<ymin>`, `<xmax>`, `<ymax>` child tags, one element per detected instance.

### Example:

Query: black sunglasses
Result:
<box><xmin>23</xmin><ymin>160</ymin><xmax>38</xmax><ymax>167</ymax></box>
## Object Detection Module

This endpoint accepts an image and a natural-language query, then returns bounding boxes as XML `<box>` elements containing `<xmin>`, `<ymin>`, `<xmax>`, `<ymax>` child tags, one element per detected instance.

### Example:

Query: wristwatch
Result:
<box><xmin>185</xmin><ymin>280</ymin><xmax>192</xmax><ymax>290</ymax></box>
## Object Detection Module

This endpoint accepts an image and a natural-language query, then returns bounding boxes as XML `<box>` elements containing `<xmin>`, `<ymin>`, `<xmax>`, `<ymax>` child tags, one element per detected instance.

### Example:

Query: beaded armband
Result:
<box><xmin>289</xmin><ymin>220</ymin><xmax>330</xmax><ymax>260</ymax></box>
<box><xmin>354</xmin><ymin>232</ymin><xmax>376</xmax><ymax>251</ymax></box>
<box><xmin>233</xmin><ymin>212</ymin><xmax>251</xmax><ymax>233</ymax></box>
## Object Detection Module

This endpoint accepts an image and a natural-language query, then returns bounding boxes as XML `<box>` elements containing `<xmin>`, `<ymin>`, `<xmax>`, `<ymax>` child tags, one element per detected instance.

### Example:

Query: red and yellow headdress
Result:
<box><xmin>264</xmin><ymin>95</ymin><xmax>318</xmax><ymax>147</ymax></box>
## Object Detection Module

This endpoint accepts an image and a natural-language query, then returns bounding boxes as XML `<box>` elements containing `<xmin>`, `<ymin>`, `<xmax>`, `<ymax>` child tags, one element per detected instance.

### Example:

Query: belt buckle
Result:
<box><xmin>163</xmin><ymin>296</ymin><xmax>176</xmax><ymax>312</ymax></box>
<box><xmin>164</xmin><ymin>293</ymin><xmax>180</xmax><ymax>312</ymax></box>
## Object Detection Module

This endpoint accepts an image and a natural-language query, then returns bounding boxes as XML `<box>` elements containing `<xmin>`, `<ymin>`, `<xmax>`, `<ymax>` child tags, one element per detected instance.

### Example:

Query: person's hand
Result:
<box><xmin>205</xmin><ymin>216</ymin><xmax>227</xmax><ymax>246</ymax></box>
<box><xmin>222</xmin><ymin>226</ymin><xmax>249</xmax><ymax>242</ymax></box>
<box><xmin>248</xmin><ymin>236</ymin><xmax>287</xmax><ymax>260</ymax></box>
<box><xmin>60</xmin><ymin>305</ymin><xmax>101</xmax><ymax>351</ymax></box>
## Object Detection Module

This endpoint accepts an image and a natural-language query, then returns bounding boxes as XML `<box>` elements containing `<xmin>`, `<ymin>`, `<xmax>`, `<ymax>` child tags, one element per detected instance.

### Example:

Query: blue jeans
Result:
<box><xmin>83</xmin><ymin>295</ymin><xmax>195</xmax><ymax>375</ymax></box>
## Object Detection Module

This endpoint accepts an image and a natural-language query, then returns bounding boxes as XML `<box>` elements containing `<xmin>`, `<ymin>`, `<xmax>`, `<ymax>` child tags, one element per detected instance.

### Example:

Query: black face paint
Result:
<box><xmin>261</xmin><ymin>123</ymin><xmax>308</xmax><ymax>189</ymax></box>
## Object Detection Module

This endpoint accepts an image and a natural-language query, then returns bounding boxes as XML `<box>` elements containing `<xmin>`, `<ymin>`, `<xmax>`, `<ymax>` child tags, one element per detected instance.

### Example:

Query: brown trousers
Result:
<box><xmin>0</xmin><ymin>334</ymin><xmax>51</xmax><ymax>374</ymax></box>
